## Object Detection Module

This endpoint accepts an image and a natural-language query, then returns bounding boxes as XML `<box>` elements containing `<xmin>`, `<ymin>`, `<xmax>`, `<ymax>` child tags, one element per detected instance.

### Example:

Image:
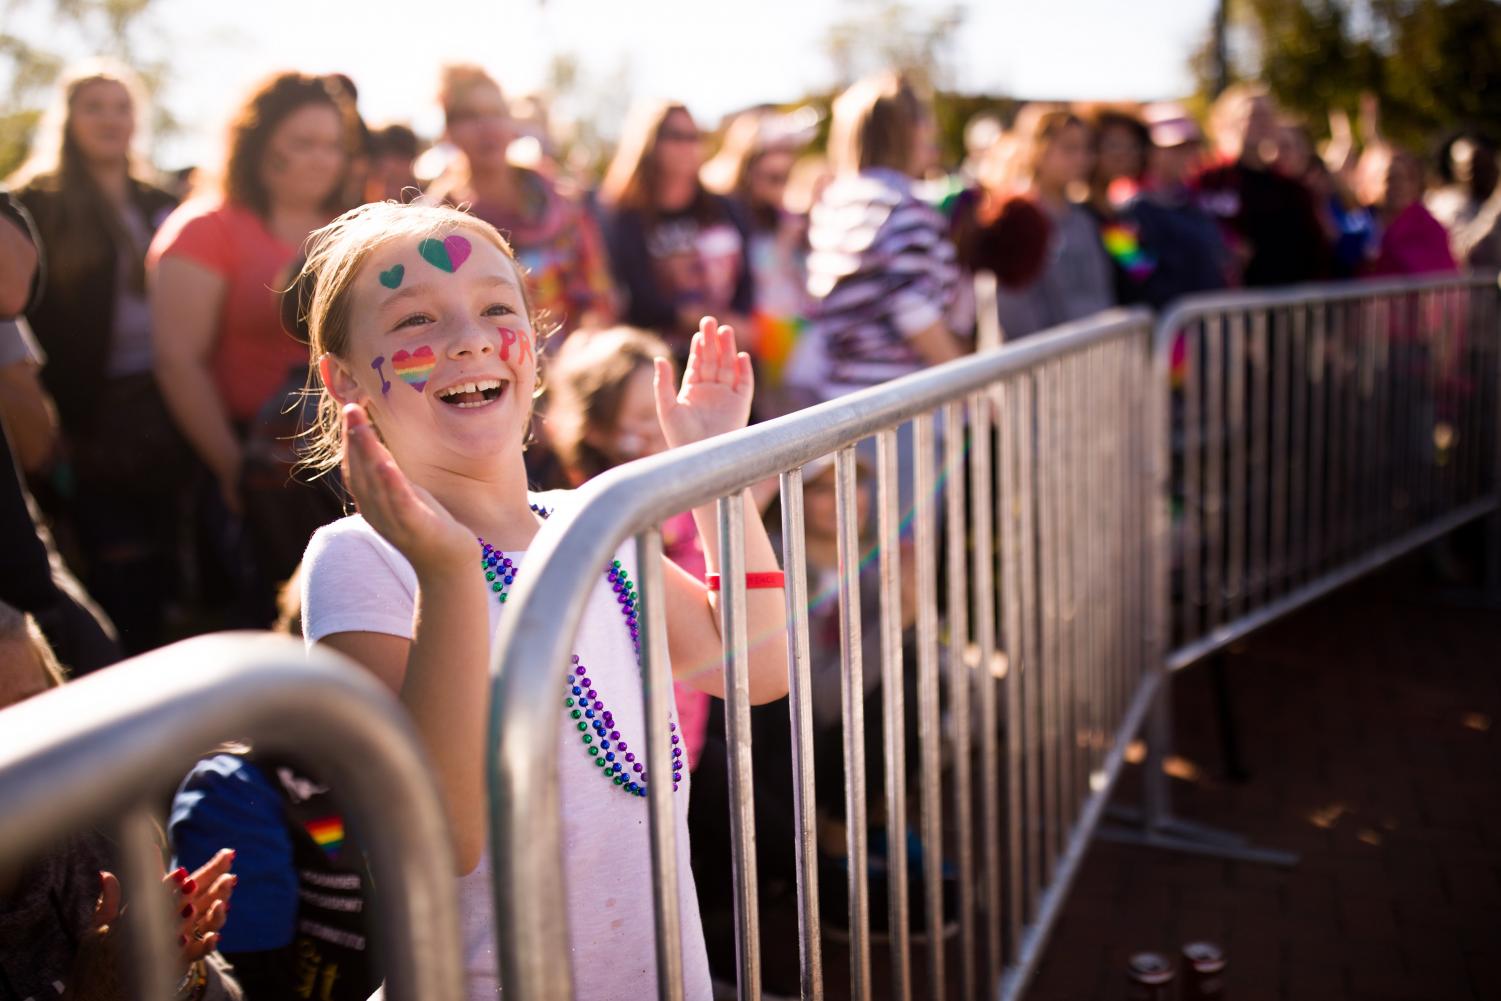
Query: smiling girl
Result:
<box><xmin>294</xmin><ymin>201</ymin><xmax>788</xmax><ymax>999</ymax></box>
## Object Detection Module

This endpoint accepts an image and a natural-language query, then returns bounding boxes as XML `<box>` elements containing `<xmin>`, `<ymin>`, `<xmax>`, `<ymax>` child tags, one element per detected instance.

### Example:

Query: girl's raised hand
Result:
<box><xmin>341</xmin><ymin>403</ymin><xmax>474</xmax><ymax>576</ymax></box>
<box><xmin>653</xmin><ymin>316</ymin><xmax>754</xmax><ymax>450</ymax></box>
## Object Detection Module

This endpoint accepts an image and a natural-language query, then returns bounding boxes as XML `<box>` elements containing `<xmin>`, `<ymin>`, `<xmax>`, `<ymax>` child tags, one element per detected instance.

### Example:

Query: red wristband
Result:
<box><xmin>704</xmin><ymin>572</ymin><xmax>785</xmax><ymax>591</ymax></box>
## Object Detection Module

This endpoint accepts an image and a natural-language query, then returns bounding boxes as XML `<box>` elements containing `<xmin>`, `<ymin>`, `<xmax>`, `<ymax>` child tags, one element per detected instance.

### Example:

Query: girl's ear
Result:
<box><xmin>319</xmin><ymin>353</ymin><xmax>364</xmax><ymax>407</ymax></box>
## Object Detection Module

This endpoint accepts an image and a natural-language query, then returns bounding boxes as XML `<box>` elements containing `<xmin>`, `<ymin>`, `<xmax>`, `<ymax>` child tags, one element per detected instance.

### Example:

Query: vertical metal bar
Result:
<box><xmin>1179</xmin><ymin>322</ymin><xmax>1201</xmax><ymax>646</ymax></box>
<box><xmin>1308</xmin><ymin>304</ymin><xmax>1328</xmax><ymax>575</ymax></box>
<box><xmin>1036</xmin><ymin>361</ymin><xmax>1062</xmax><ymax>873</ymax></box>
<box><xmin>1389</xmin><ymin>294</ymin><xmax>1412</xmax><ymax>537</ymax></box>
<box><xmin>777</xmin><ymin>469</ymin><xmax>824</xmax><ymax>1001</ymax></box>
<box><xmin>1344</xmin><ymin>299</ymin><xmax>1362</xmax><ymax>559</ymax></box>
<box><xmin>1226</xmin><ymin>311</ymin><xmax>1248</xmax><ymax>618</ymax></box>
<box><xmin>1372</xmin><ymin>295</ymin><xmax>1392</xmax><ymax>543</ymax></box>
<box><xmin>876</xmin><ymin>428</ymin><xmax>912</xmax><ymax>1001</ymax></box>
<box><xmin>1358</xmin><ymin>298</ymin><xmax>1378</xmax><ymax>548</ymax></box>
<box><xmin>1203</xmin><ymin>315</ymin><xmax>1225</xmax><ymax>629</ymax></box>
<box><xmin>969</xmin><ymin>388</ymin><xmax>1003</xmax><ymax>990</ymax></box>
<box><xmin>835</xmin><ymin>447</ymin><xmax>871</xmax><ymax>1001</ymax></box>
<box><xmin>996</xmin><ymin>380</ymin><xmax>1025</xmax><ymax>964</ymax></box>
<box><xmin>118</xmin><ymin>807</ymin><xmax>176</xmax><ymax>1001</ymax></box>
<box><xmin>1053</xmin><ymin>359</ymin><xmax>1078</xmax><ymax>843</ymax></box>
<box><xmin>1324</xmin><ymin>300</ymin><xmax>1345</xmax><ymax>565</ymax></box>
<box><xmin>638</xmin><ymin>529</ymin><xmax>686</xmax><ymax>1001</ymax></box>
<box><xmin>1015</xmin><ymin>375</ymin><xmax>1042</xmax><ymax>924</ymax></box>
<box><xmin>912</xmin><ymin>414</ymin><xmax>944</xmax><ymax>1001</ymax></box>
<box><xmin>1271</xmin><ymin>307</ymin><xmax>1291</xmax><ymax>597</ymax></box>
<box><xmin>1288</xmin><ymin>305</ymin><xmax>1307</xmax><ymax>585</ymax></box>
<box><xmin>717</xmin><ymin>495</ymin><xmax>762</xmax><ymax>1001</ymax></box>
<box><xmin>1249</xmin><ymin>309</ymin><xmax>1270</xmax><ymax>606</ymax></box>
<box><xmin>942</xmin><ymin>399</ymin><xmax>976</xmax><ymax>1001</ymax></box>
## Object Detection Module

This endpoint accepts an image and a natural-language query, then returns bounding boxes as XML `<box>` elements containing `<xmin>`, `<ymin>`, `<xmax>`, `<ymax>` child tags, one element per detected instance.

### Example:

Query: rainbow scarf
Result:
<box><xmin>1101</xmin><ymin>221</ymin><xmax>1157</xmax><ymax>282</ymax></box>
<box><xmin>305</xmin><ymin>815</ymin><xmax>345</xmax><ymax>859</ymax></box>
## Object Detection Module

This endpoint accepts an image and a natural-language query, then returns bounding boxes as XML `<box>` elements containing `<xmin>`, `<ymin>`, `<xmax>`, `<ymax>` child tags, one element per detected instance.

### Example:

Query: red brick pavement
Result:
<box><xmin>1027</xmin><ymin>558</ymin><xmax>1501</xmax><ymax>1001</ymax></box>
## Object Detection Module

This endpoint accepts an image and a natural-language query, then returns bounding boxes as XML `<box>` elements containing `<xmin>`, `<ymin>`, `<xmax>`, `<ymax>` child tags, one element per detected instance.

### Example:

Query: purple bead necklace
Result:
<box><xmin>478</xmin><ymin>503</ymin><xmax>683</xmax><ymax>798</ymax></box>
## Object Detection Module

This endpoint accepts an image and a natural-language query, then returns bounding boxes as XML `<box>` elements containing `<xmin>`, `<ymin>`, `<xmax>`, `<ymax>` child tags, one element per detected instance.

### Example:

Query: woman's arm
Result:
<box><xmin>0</xmin><ymin>204</ymin><xmax>38</xmax><ymax>319</ymax></box>
<box><xmin>318</xmin><ymin>405</ymin><xmax>490</xmax><ymax>875</ymax></box>
<box><xmin>654</xmin><ymin>318</ymin><xmax>789</xmax><ymax>705</ymax></box>
<box><xmin>0</xmin><ymin>357</ymin><xmax>58</xmax><ymax>473</ymax></box>
<box><xmin>149</xmin><ymin>256</ymin><xmax>243</xmax><ymax>511</ymax></box>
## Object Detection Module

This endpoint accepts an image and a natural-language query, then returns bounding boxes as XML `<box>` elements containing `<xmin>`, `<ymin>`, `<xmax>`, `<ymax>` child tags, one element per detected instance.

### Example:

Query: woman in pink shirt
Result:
<box><xmin>1367</xmin><ymin>147</ymin><xmax>1457</xmax><ymax>277</ymax></box>
<box><xmin>148</xmin><ymin>72</ymin><xmax>360</xmax><ymax>620</ymax></box>
<box><xmin>149</xmin><ymin>72</ymin><xmax>358</xmax><ymax>504</ymax></box>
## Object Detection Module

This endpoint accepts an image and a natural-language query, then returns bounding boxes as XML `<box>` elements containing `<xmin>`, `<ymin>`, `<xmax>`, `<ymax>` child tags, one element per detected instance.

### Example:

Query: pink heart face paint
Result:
<box><xmin>497</xmin><ymin>326</ymin><xmax>533</xmax><ymax>365</ymax></box>
<box><xmin>417</xmin><ymin>234</ymin><xmax>472</xmax><ymax>274</ymax></box>
<box><xmin>391</xmin><ymin>345</ymin><xmax>436</xmax><ymax>391</ymax></box>
<box><xmin>371</xmin><ymin>355</ymin><xmax>392</xmax><ymax>395</ymax></box>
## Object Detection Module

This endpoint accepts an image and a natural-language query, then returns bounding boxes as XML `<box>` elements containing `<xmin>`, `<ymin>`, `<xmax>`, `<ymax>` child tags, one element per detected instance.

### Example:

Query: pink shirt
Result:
<box><xmin>147</xmin><ymin>199</ymin><xmax>305</xmax><ymax>423</ymax></box>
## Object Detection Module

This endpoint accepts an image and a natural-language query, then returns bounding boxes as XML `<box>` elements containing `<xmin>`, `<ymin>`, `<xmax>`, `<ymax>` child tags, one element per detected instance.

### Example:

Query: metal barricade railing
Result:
<box><xmin>488</xmin><ymin>308</ymin><xmax>1162</xmax><ymax>1001</ymax></box>
<box><xmin>0</xmin><ymin>632</ymin><xmax>464</xmax><ymax>1001</ymax></box>
<box><xmin>1155</xmin><ymin>272</ymin><xmax>1500</xmax><ymax>669</ymax></box>
<box><xmin>1124</xmin><ymin>272</ymin><xmax>1501</xmax><ymax>865</ymax></box>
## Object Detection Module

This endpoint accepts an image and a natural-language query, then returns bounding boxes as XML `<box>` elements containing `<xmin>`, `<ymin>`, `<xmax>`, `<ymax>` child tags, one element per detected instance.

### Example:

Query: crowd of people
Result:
<box><xmin>1</xmin><ymin>55</ymin><xmax>1497</xmax><ymax>999</ymax></box>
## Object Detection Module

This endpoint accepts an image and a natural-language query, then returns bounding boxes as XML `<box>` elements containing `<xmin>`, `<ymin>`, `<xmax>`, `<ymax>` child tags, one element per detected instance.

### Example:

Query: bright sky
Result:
<box><xmin>38</xmin><ymin>0</ymin><xmax>1217</xmax><ymax>168</ymax></box>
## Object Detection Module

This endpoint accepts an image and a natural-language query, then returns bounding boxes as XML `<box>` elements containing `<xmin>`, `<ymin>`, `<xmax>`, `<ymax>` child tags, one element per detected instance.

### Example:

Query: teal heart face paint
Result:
<box><xmin>371</xmin><ymin>355</ymin><xmax>392</xmax><ymax>395</ymax></box>
<box><xmin>417</xmin><ymin>234</ymin><xmax>472</xmax><ymax>274</ymax></box>
<box><xmin>497</xmin><ymin>326</ymin><xmax>532</xmax><ymax>365</ymax></box>
<box><xmin>379</xmin><ymin>264</ymin><xmax>405</xmax><ymax>289</ymax></box>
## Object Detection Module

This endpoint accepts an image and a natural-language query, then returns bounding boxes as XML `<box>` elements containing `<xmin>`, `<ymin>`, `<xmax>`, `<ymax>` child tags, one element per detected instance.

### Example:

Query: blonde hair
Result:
<box><xmin>293</xmin><ymin>201</ymin><xmax>543</xmax><ymax>476</ymax></box>
<box><xmin>0</xmin><ymin>601</ymin><xmax>68</xmax><ymax>693</ymax></box>
<box><xmin>1010</xmin><ymin>103</ymin><xmax>1086</xmax><ymax>183</ymax></box>
<box><xmin>826</xmin><ymin>72</ymin><xmax>927</xmax><ymax>177</ymax></box>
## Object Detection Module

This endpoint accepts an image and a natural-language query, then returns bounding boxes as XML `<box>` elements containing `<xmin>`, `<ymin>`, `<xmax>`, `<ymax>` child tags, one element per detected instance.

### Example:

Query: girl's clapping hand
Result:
<box><xmin>341</xmin><ymin>403</ymin><xmax>474</xmax><ymax>575</ymax></box>
<box><xmin>653</xmin><ymin>316</ymin><xmax>754</xmax><ymax>450</ymax></box>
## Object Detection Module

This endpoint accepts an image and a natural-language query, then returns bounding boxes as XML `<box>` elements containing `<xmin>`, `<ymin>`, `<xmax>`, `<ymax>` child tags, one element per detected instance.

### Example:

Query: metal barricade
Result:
<box><xmin>1155</xmin><ymin>273</ymin><xmax>1500</xmax><ymax>668</ymax></box>
<box><xmin>0</xmin><ymin>632</ymin><xmax>464</xmax><ymax>1001</ymax></box>
<box><xmin>1128</xmin><ymin>272</ymin><xmax>1501</xmax><ymax>863</ymax></box>
<box><xmin>488</xmin><ymin>309</ymin><xmax>1163</xmax><ymax>1001</ymax></box>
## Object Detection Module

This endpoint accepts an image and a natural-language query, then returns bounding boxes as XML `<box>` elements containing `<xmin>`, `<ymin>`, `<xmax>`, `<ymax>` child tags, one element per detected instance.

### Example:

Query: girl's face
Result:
<box><xmin>654</xmin><ymin>110</ymin><xmax>702</xmax><ymax>184</ymax></box>
<box><xmin>1036</xmin><ymin>123</ymin><xmax>1091</xmax><ymax>191</ymax></box>
<box><xmin>261</xmin><ymin>103</ymin><xmax>347</xmax><ymax>210</ymax></box>
<box><xmin>329</xmin><ymin>230</ymin><xmax>538</xmax><ymax>473</ymax></box>
<box><xmin>589</xmin><ymin>363</ymin><xmax>667</xmax><ymax>464</ymax></box>
<box><xmin>446</xmin><ymin>82</ymin><xmax>513</xmax><ymax>172</ymax></box>
<box><xmin>69</xmin><ymin>79</ymin><xmax>135</xmax><ymax>165</ymax></box>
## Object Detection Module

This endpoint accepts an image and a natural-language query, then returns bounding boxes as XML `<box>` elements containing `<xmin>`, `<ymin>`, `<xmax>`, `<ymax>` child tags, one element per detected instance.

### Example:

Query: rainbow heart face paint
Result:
<box><xmin>497</xmin><ymin>326</ymin><xmax>533</xmax><ymax>365</ymax></box>
<box><xmin>391</xmin><ymin>346</ymin><xmax>436</xmax><ymax>391</ymax></box>
<box><xmin>379</xmin><ymin>264</ymin><xmax>405</xmax><ymax>289</ymax></box>
<box><xmin>417</xmin><ymin>234</ymin><xmax>472</xmax><ymax>274</ymax></box>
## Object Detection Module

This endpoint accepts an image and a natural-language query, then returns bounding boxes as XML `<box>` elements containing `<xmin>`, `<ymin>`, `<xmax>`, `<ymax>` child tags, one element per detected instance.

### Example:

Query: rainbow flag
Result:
<box><xmin>751</xmin><ymin>311</ymin><xmax>806</xmax><ymax>386</ymax></box>
<box><xmin>305</xmin><ymin>816</ymin><xmax>345</xmax><ymax>858</ymax></box>
<box><xmin>1101</xmin><ymin>222</ymin><xmax>1157</xmax><ymax>283</ymax></box>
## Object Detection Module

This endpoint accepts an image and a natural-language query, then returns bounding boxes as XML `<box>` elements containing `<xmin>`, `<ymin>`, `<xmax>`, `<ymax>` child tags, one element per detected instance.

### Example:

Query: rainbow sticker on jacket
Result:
<box><xmin>391</xmin><ymin>346</ymin><xmax>436</xmax><ymax>392</ymax></box>
<box><xmin>305</xmin><ymin>816</ymin><xmax>345</xmax><ymax>858</ymax></box>
<box><xmin>1101</xmin><ymin>222</ymin><xmax>1157</xmax><ymax>282</ymax></box>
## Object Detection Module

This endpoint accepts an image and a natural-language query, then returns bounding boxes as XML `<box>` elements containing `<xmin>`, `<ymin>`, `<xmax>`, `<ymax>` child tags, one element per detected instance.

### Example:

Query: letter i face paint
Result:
<box><xmin>371</xmin><ymin>356</ymin><xmax>392</xmax><ymax>395</ymax></box>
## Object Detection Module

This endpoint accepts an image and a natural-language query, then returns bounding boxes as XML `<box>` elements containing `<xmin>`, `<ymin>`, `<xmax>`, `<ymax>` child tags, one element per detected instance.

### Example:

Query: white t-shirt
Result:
<box><xmin>301</xmin><ymin>489</ymin><xmax>712</xmax><ymax>1000</ymax></box>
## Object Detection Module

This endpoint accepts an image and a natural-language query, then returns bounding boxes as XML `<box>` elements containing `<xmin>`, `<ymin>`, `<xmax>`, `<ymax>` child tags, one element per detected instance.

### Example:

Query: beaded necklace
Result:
<box><xmin>478</xmin><ymin>504</ymin><xmax>683</xmax><ymax>798</ymax></box>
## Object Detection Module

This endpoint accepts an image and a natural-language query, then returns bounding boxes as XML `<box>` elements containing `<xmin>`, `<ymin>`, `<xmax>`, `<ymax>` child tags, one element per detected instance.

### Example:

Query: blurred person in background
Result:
<box><xmin>1427</xmin><ymin>130</ymin><xmax>1501</xmax><ymax>269</ymax></box>
<box><xmin>801</xmin><ymin>72</ymin><xmax>966</xmax><ymax>400</ymax></box>
<box><xmin>426</xmin><ymin>65</ymin><xmax>614</xmax><ymax>340</ymax></box>
<box><xmin>1084</xmin><ymin>104</ymin><xmax>1150</xmax><ymax>221</ymax></box>
<box><xmin>148</xmin><ymin>71</ymin><xmax>359</xmax><ymax>626</ymax></box>
<box><xmin>9</xmin><ymin>60</ymin><xmax>188</xmax><ymax>653</ymax></box>
<box><xmin>959</xmin><ymin>105</ymin><xmax>1114</xmax><ymax>340</ymax></box>
<box><xmin>1193</xmin><ymin>83</ymin><xmax>1329</xmax><ymax>286</ymax></box>
<box><xmin>1367</xmin><ymin>147</ymin><xmax>1456</xmax><ymax>277</ymax></box>
<box><xmin>701</xmin><ymin>107</ymin><xmax>815</xmax><ymax>417</ymax></box>
<box><xmin>1275</xmin><ymin>115</ymin><xmax>1375</xmax><ymax>277</ymax></box>
<box><xmin>600</xmin><ymin>100</ymin><xmax>754</xmax><ymax>356</ymax></box>
<box><xmin>1104</xmin><ymin>102</ymin><xmax>1228</xmax><ymax>309</ymax></box>
<box><xmin>0</xmin><ymin>192</ymin><xmax>120</xmax><ymax>674</ymax></box>
<box><xmin>364</xmin><ymin>123</ymin><xmax>422</xmax><ymax>204</ymax></box>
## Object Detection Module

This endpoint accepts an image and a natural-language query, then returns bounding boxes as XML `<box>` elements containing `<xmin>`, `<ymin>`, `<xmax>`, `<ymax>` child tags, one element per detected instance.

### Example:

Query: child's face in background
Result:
<box><xmin>589</xmin><ymin>363</ymin><xmax>667</xmax><ymax>464</ymax></box>
<box><xmin>335</xmin><ymin>231</ymin><xmax>538</xmax><ymax>474</ymax></box>
<box><xmin>802</xmin><ymin>464</ymin><xmax>870</xmax><ymax>548</ymax></box>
